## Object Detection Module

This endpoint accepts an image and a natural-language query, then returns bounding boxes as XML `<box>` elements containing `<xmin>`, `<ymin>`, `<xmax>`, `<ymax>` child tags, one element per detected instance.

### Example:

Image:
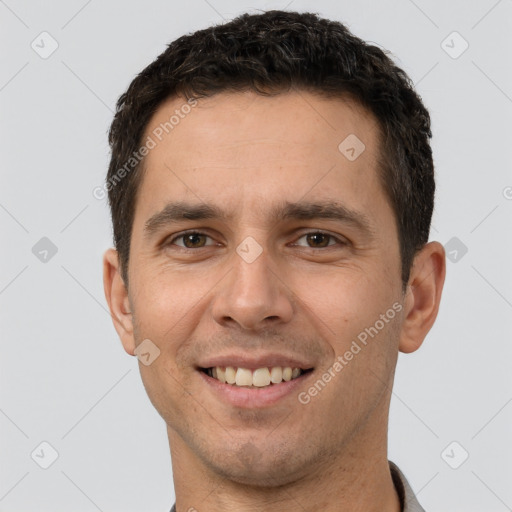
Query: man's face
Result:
<box><xmin>124</xmin><ymin>91</ymin><xmax>405</xmax><ymax>484</ymax></box>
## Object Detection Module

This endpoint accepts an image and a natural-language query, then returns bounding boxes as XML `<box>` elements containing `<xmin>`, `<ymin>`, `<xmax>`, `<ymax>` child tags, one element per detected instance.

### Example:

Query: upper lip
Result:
<box><xmin>197</xmin><ymin>353</ymin><xmax>315</xmax><ymax>371</ymax></box>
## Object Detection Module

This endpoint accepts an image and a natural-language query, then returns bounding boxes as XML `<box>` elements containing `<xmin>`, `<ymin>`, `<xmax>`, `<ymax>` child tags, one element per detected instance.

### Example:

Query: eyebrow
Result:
<box><xmin>275</xmin><ymin>201</ymin><xmax>373</xmax><ymax>234</ymax></box>
<box><xmin>144</xmin><ymin>202</ymin><xmax>226</xmax><ymax>238</ymax></box>
<box><xmin>143</xmin><ymin>200</ymin><xmax>374</xmax><ymax>239</ymax></box>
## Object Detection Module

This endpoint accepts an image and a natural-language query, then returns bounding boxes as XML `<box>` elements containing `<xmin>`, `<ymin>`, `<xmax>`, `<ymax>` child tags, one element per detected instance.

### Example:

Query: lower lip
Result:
<box><xmin>198</xmin><ymin>370</ymin><xmax>314</xmax><ymax>408</ymax></box>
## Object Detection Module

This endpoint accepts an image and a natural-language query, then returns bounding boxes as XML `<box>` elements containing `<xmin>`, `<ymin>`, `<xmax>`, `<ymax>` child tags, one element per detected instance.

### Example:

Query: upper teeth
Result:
<box><xmin>208</xmin><ymin>366</ymin><xmax>303</xmax><ymax>387</ymax></box>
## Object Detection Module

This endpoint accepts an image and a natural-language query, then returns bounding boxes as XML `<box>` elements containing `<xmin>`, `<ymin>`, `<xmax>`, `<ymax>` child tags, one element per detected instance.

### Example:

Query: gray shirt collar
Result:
<box><xmin>169</xmin><ymin>461</ymin><xmax>425</xmax><ymax>512</ymax></box>
<box><xmin>389</xmin><ymin>460</ymin><xmax>426</xmax><ymax>512</ymax></box>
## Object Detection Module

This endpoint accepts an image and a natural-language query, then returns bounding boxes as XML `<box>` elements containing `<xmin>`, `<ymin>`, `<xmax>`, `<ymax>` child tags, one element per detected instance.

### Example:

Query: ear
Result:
<box><xmin>399</xmin><ymin>241</ymin><xmax>446</xmax><ymax>353</ymax></box>
<box><xmin>103</xmin><ymin>248</ymin><xmax>135</xmax><ymax>356</ymax></box>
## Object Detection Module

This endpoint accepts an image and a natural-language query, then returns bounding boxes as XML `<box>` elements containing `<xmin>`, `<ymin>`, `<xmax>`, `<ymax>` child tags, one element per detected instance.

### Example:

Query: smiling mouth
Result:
<box><xmin>199</xmin><ymin>366</ymin><xmax>314</xmax><ymax>388</ymax></box>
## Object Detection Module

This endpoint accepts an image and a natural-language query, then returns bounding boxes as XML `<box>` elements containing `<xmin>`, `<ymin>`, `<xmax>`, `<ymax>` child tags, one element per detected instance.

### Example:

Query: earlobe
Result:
<box><xmin>103</xmin><ymin>248</ymin><xmax>136</xmax><ymax>356</ymax></box>
<box><xmin>399</xmin><ymin>241</ymin><xmax>446</xmax><ymax>354</ymax></box>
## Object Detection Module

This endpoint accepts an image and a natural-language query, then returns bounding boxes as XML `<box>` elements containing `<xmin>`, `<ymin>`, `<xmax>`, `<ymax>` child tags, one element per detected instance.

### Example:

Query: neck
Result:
<box><xmin>168</xmin><ymin>399</ymin><xmax>401</xmax><ymax>512</ymax></box>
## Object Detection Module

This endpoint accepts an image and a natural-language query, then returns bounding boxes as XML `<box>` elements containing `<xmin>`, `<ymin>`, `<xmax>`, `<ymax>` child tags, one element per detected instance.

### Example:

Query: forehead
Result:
<box><xmin>134</xmin><ymin>90</ymin><xmax>387</xmax><ymax>225</ymax></box>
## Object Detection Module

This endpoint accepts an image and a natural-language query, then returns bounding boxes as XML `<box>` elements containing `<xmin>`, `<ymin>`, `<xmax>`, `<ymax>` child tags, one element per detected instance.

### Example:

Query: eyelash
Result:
<box><xmin>165</xmin><ymin>230</ymin><xmax>347</xmax><ymax>249</ymax></box>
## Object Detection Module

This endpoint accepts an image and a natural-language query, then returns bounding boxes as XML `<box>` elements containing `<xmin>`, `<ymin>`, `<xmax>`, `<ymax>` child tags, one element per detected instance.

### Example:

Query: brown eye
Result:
<box><xmin>171</xmin><ymin>232</ymin><xmax>213</xmax><ymax>248</ymax></box>
<box><xmin>183</xmin><ymin>233</ymin><xmax>206</xmax><ymax>248</ymax></box>
<box><xmin>306</xmin><ymin>233</ymin><xmax>331</xmax><ymax>248</ymax></box>
<box><xmin>293</xmin><ymin>231</ymin><xmax>349</xmax><ymax>249</ymax></box>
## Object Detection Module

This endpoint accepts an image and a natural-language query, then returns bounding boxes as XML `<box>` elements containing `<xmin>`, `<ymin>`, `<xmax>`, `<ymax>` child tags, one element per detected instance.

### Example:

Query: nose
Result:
<box><xmin>211</xmin><ymin>245</ymin><xmax>294</xmax><ymax>331</ymax></box>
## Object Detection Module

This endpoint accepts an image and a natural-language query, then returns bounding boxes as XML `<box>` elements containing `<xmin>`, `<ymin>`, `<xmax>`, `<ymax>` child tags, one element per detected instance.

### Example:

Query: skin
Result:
<box><xmin>103</xmin><ymin>90</ymin><xmax>445</xmax><ymax>512</ymax></box>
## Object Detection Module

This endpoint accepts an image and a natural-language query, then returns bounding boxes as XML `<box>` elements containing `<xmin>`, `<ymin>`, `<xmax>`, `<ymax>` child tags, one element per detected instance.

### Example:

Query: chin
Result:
<box><xmin>202</xmin><ymin>441</ymin><xmax>309</xmax><ymax>487</ymax></box>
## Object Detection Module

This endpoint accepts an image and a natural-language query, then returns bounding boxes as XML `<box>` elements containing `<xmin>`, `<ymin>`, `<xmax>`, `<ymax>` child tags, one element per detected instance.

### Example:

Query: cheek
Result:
<box><xmin>298</xmin><ymin>270</ymin><xmax>400</xmax><ymax>348</ymax></box>
<box><xmin>129</xmin><ymin>270</ymin><xmax>207</xmax><ymax>418</ymax></box>
<box><xmin>129</xmin><ymin>267</ymin><xmax>207</xmax><ymax>348</ymax></box>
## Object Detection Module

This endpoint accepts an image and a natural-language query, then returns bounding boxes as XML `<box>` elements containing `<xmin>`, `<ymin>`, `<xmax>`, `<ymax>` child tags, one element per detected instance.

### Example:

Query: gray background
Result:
<box><xmin>1</xmin><ymin>0</ymin><xmax>511</xmax><ymax>510</ymax></box>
